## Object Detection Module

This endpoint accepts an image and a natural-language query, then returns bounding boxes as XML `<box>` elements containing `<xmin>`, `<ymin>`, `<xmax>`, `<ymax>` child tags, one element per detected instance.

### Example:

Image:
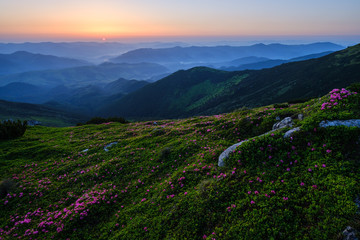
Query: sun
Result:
<box><xmin>101</xmin><ymin>37</ymin><xmax>107</xmax><ymax>41</ymax></box>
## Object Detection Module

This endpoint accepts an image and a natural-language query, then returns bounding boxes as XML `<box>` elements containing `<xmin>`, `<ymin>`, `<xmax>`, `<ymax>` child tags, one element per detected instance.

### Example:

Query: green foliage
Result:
<box><xmin>0</xmin><ymin>119</ymin><xmax>27</xmax><ymax>140</ymax></box>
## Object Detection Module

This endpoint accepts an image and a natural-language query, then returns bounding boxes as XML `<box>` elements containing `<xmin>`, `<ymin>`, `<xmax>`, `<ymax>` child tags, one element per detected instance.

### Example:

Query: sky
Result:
<box><xmin>0</xmin><ymin>0</ymin><xmax>360</xmax><ymax>43</ymax></box>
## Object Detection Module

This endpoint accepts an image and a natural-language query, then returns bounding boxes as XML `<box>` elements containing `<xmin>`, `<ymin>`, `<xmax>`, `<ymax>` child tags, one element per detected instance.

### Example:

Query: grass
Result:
<box><xmin>0</xmin><ymin>87</ymin><xmax>359</xmax><ymax>239</ymax></box>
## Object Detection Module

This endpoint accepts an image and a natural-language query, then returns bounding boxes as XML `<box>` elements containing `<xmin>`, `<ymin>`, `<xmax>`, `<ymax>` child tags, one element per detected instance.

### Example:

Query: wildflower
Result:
<box><xmin>300</xmin><ymin>182</ymin><xmax>305</xmax><ymax>186</ymax></box>
<box><xmin>250</xmin><ymin>200</ymin><xmax>255</xmax><ymax>204</ymax></box>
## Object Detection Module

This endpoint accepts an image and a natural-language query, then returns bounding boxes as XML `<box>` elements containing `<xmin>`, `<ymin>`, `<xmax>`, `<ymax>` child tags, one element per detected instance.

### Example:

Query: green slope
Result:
<box><xmin>0</xmin><ymin>100</ymin><xmax>86</xmax><ymax>127</ymax></box>
<box><xmin>100</xmin><ymin>43</ymin><xmax>360</xmax><ymax>120</ymax></box>
<box><xmin>0</xmin><ymin>86</ymin><xmax>359</xmax><ymax>239</ymax></box>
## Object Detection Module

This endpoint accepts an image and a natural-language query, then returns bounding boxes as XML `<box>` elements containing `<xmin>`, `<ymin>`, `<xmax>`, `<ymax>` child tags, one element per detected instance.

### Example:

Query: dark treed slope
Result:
<box><xmin>103</xmin><ymin>78</ymin><xmax>149</xmax><ymax>95</ymax></box>
<box><xmin>0</xmin><ymin>51</ymin><xmax>89</xmax><ymax>76</ymax></box>
<box><xmin>100</xmin><ymin>44</ymin><xmax>360</xmax><ymax>120</ymax></box>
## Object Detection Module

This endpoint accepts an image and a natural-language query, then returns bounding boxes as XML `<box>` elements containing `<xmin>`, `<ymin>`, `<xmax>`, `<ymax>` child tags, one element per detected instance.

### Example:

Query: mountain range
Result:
<box><xmin>0</xmin><ymin>42</ymin><xmax>358</xmax><ymax>124</ymax></box>
<box><xmin>100</xmin><ymin>43</ymin><xmax>360</xmax><ymax>120</ymax></box>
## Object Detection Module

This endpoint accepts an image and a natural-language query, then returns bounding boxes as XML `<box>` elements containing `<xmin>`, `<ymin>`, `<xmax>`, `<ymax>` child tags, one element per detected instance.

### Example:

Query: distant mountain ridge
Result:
<box><xmin>100</xmin><ymin>43</ymin><xmax>360</xmax><ymax>120</ymax></box>
<box><xmin>0</xmin><ymin>42</ymin><xmax>191</xmax><ymax>62</ymax></box>
<box><xmin>110</xmin><ymin>43</ymin><xmax>344</xmax><ymax>69</ymax></box>
<box><xmin>0</xmin><ymin>51</ymin><xmax>89</xmax><ymax>76</ymax></box>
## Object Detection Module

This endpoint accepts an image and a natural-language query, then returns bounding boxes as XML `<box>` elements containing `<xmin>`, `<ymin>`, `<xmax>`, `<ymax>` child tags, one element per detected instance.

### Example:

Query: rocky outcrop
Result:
<box><xmin>320</xmin><ymin>119</ymin><xmax>360</xmax><ymax>128</ymax></box>
<box><xmin>218</xmin><ymin>117</ymin><xmax>360</xmax><ymax>167</ymax></box>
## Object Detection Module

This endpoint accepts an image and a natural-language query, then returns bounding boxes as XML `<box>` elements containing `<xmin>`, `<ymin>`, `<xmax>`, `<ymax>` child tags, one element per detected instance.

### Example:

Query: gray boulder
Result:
<box><xmin>272</xmin><ymin>117</ymin><xmax>294</xmax><ymax>130</ymax></box>
<box><xmin>320</xmin><ymin>119</ymin><xmax>360</xmax><ymax>128</ymax></box>
<box><xmin>343</xmin><ymin>226</ymin><xmax>358</xmax><ymax>240</ymax></box>
<box><xmin>218</xmin><ymin>140</ymin><xmax>248</xmax><ymax>167</ymax></box>
<box><xmin>283</xmin><ymin>127</ymin><xmax>301</xmax><ymax>138</ymax></box>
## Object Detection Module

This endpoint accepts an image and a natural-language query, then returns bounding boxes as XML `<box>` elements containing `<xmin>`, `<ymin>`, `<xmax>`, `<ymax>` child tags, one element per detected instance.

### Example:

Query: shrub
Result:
<box><xmin>0</xmin><ymin>119</ymin><xmax>27</xmax><ymax>140</ymax></box>
<box><xmin>273</xmin><ymin>103</ymin><xmax>289</xmax><ymax>108</ymax></box>
<box><xmin>160</xmin><ymin>147</ymin><xmax>171</xmax><ymax>159</ymax></box>
<box><xmin>85</xmin><ymin>117</ymin><xmax>128</xmax><ymax>125</ymax></box>
<box><xmin>0</xmin><ymin>179</ymin><xmax>16</xmax><ymax>198</ymax></box>
<box><xmin>288</xmin><ymin>97</ymin><xmax>312</xmax><ymax>104</ymax></box>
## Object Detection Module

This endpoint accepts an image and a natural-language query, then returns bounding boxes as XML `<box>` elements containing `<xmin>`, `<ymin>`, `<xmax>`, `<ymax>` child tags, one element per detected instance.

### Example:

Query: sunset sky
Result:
<box><xmin>0</xmin><ymin>0</ymin><xmax>359</xmax><ymax>43</ymax></box>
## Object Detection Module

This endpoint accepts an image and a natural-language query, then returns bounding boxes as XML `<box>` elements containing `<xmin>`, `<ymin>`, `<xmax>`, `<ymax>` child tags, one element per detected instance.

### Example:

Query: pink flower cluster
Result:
<box><xmin>321</xmin><ymin>88</ymin><xmax>357</xmax><ymax>110</ymax></box>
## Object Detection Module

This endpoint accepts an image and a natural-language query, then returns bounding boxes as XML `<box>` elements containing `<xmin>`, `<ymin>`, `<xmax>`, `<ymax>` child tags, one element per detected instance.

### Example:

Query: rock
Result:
<box><xmin>355</xmin><ymin>196</ymin><xmax>360</xmax><ymax>213</ymax></box>
<box><xmin>283</xmin><ymin>127</ymin><xmax>301</xmax><ymax>138</ymax></box>
<box><xmin>104</xmin><ymin>142</ymin><xmax>118</xmax><ymax>152</ymax></box>
<box><xmin>272</xmin><ymin>117</ymin><xmax>294</xmax><ymax>130</ymax></box>
<box><xmin>27</xmin><ymin>120</ymin><xmax>41</xmax><ymax>126</ymax></box>
<box><xmin>343</xmin><ymin>226</ymin><xmax>358</xmax><ymax>240</ymax></box>
<box><xmin>298</xmin><ymin>114</ymin><xmax>304</xmax><ymax>120</ymax></box>
<box><xmin>218</xmin><ymin>140</ymin><xmax>248</xmax><ymax>167</ymax></box>
<box><xmin>320</xmin><ymin>119</ymin><xmax>360</xmax><ymax>128</ymax></box>
<box><xmin>81</xmin><ymin>149</ymin><xmax>89</xmax><ymax>152</ymax></box>
<box><xmin>275</xmin><ymin>116</ymin><xmax>281</xmax><ymax>121</ymax></box>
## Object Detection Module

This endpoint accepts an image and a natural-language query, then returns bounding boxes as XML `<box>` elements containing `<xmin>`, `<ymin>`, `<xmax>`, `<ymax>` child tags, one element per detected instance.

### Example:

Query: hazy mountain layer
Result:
<box><xmin>0</xmin><ymin>62</ymin><xmax>168</xmax><ymax>88</ymax></box>
<box><xmin>0</xmin><ymin>51</ymin><xmax>89</xmax><ymax>76</ymax></box>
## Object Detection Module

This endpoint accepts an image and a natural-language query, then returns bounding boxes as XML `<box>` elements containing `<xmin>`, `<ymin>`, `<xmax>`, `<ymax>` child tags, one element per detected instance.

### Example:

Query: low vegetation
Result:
<box><xmin>0</xmin><ymin>86</ymin><xmax>359</xmax><ymax>239</ymax></box>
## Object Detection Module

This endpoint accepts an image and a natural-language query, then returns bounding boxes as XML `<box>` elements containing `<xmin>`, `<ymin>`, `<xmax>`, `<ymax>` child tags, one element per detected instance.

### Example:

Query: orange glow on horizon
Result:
<box><xmin>0</xmin><ymin>0</ymin><xmax>359</xmax><ymax>42</ymax></box>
